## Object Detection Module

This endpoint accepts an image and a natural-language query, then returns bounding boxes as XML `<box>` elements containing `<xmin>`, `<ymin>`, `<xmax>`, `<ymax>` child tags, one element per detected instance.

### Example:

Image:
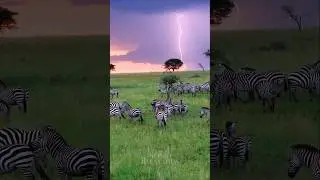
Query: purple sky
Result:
<box><xmin>110</xmin><ymin>0</ymin><xmax>210</xmax><ymax>72</ymax></box>
<box><xmin>213</xmin><ymin>0</ymin><xmax>319</xmax><ymax>30</ymax></box>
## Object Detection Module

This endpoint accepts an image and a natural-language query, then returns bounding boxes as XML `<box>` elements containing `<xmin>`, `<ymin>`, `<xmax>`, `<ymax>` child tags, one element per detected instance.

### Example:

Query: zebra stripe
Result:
<box><xmin>255</xmin><ymin>80</ymin><xmax>284</xmax><ymax>112</ymax></box>
<box><xmin>0</xmin><ymin>87</ymin><xmax>30</xmax><ymax>113</ymax></box>
<box><xmin>288</xmin><ymin>62</ymin><xmax>320</xmax><ymax>102</ymax></box>
<box><xmin>0</xmin><ymin>144</ymin><xmax>50</xmax><ymax>179</ymax></box>
<box><xmin>155</xmin><ymin>105</ymin><xmax>168</xmax><ymax>127</ymax></box>
<box><xmin>121</xmin><ymin>101</ymin><xmax>143</xmax><ymax>123</ymax></box>
<box><xmin>109</xmin><ymin>102</ymin><xmax>125</xmax><ymax>119</ymax></box>
<box><xmin>222</xmin><ymin>135</ymin><xmax>252</xmax><ymax>168</ymax></box>
<box><xmin>0</xmin><ymin>127</ymin><xmax>48</xmax><ymax>168</ymax></box>
<box><xmin>288</xmin><ymin>144</ymin><xmax>319</xmax><ymax>179</ymax></box>
<box><xmin>210</xmin><ymin>128</ymin><xmax>224</xmax><ymax>168</ymax></box>
<box><xmin>33</xmin><ymin>126</ymin><xmax>106</xmax><ymax>179</ymax></box>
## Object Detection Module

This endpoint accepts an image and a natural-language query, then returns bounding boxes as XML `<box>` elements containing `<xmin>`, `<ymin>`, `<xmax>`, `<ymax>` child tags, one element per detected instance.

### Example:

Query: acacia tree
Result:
<box><xmin>110</xmin><ymin>64</ymin><xmax>115</xmax><ymax>71</ymax></box>
<box><xmin>0</xmin><ymin>6</ymin><xmax>18</xmax><ymax>34</ymax></box>
<box><xmin>211</xmin><ymin>0</ymin><xmax>235</xmax><ymax>25</ymax></box>
<box><xmin>281</xmin><ymin>5</ymin><xmax>303</xmax><ymax>32</ymax></box>
<box><xmin>163</xmin><ymin>58</ymin><xmax>183</xmax><ymax>72</ymax></box>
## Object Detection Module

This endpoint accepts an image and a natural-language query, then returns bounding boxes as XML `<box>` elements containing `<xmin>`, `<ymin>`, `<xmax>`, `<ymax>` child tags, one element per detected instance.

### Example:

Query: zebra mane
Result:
<box><xmin>240</xmin><ymin>67</ymin><xmax>256</xmax><ymax>71</ymax></box>
<box><xmin>291</xmin><ymin>144</ymin><xmax>319</xmax><ymax>153</ymax></box>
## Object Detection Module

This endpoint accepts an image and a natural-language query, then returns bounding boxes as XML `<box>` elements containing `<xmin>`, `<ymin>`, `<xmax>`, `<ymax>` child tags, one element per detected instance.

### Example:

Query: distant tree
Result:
<box><xmin>211</xmin><ymin>0</ymin><xmax>235</xmax><ymax>25</ymax></box>
<box><xmin>204</xmin><ymin>49</ymin><xmax>214</xmax><ymax>67</ymax></box>
<box><xmin>163</xmin><ymin>58</ymin><xmax>183</xmax><ymax>72</ymax></box>
<box><xmin>281</xmin><ymin>5</ymin><xmax>303</xmax><ymax>32</ymax></box>
<box><xmin>160</xmin><ymin>74</ymin><xmax>180</xmax><ymax>100</ymax></box>
<box><xmin>0</xmin><ymin>6</ymin><xmax>18</xmax><ymax>34</ymax></box>
<box><xmin>204</xmin><ymin>48</ymin><xmax>230</xmax><ymax>67</ymax></box>
<box><xmin>198</xmin><ymin>63</ymin><xmax>205</xmax><ymax>71</ymax></box>
<box><xmin>110</xmin><ymin>64</ymin><xmax>115</xmax><ymax>71</ymax></box>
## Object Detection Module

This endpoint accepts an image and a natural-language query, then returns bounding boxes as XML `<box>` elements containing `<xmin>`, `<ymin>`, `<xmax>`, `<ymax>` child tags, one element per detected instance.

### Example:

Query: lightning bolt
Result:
<box><xmin>176</xmin><ymin>14</ymin><xmax>183</xmax><ymax>60</ymax></box>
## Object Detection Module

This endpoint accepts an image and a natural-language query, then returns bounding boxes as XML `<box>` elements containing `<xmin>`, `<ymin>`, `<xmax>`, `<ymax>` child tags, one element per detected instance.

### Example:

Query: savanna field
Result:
<box><xmin>110</xmin><ymin>71</ymin><xmax>210</xmax><ymax>180</ymax></box>
<box><xmin>0</xmin><ymin>36</ymin><xmax>108</xmax><ymax>179</ymax></box>
<box><xmin>212</xmin><ymin>28</ymin><xmax>319</xmax><ymax>180</ymax></box>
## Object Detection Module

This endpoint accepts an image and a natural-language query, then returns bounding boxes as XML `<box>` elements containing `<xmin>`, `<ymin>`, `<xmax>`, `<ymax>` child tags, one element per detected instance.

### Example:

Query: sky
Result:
<box><xmin>213</xmin><ymin>0</ymin><xmax>319</xmax><ymax>30</ymax></box>
<box><xmin>110</xmin><ymin>0</ymin><xmax>210</xmax><ymax>73</ymax></box>
<box><xmin>1</xmin><ymin>0</ymin><xmax>109</xmax><ymax>37</ymax></box>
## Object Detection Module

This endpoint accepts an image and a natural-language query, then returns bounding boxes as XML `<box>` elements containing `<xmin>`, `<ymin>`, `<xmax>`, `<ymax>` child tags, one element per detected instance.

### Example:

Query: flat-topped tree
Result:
<box><xmin>0</xmin><ymin>6</ymin><xmax>18</xmax><ymax>34</ymax></box>
<box><xmin>163</xmin><ymin>58</ymin><xmax>183</xmax><ymax>72</ymax></box>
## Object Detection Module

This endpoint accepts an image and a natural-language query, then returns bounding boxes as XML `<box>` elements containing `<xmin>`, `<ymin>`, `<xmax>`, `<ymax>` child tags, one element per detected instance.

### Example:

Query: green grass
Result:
<box><xmin>212</xmin><ymin>28</ymin><xmax>319</xmax><ymax>180</ymax></box>
<box><xmin>0</xmin><ymin>36</ymin><xmax>108</xmax><ymax>179</ymax></box>
<box><xmin>110</xmin><ymin>71</ymin><xmax>210</xmax><ymax>180</ymax></box>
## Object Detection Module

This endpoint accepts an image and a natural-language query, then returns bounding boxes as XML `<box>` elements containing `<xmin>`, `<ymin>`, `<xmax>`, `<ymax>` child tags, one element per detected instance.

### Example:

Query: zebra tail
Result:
<box><xmin>23</xmin><ymin>89</ymin><xmax>27</xmax><ymax>113</ymax></box>
<box><xmin>97</xmin><ymin>152</ymin><xmax>106</xmax><ymax>180</ymax></box>
<box><xmin>284</xmin><ymin>78</ymin><xmax>289</xmax><ymax>92</ymax></box>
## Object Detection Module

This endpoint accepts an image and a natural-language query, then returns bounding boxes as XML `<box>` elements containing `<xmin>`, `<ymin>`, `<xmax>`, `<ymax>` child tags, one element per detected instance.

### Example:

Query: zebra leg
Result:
<box><xmin>308</xmin><ymin>88</ymin><xmax>314</xmax><ymax>101</ymax></box>
<box><xmin>18</xmin><ymin>168</ymin><xmax>35</xmax><ymax>180</ymax></box>
<box><xmin>262</xmin><ymin>99</ymin><xmax>266</xmax><ymax>113</ymax></box>
<box><xmin>34</xmin><ymin>162</ymin><xmax>51</xmax><ymax>180</ymax></box>
<box><xmin>226</xmin><ymin>97</ymin><xmax>232</xmax><ymax>111</ymax></box>
<box><xmin>139</xmin><ymin>116</ymin><xmax>143</xmax><ymax>124</ymax></box>
<box><xmin>270</xmin><ymin>98</ymin><xmax>275</xmax><ymax>112</ymax></box>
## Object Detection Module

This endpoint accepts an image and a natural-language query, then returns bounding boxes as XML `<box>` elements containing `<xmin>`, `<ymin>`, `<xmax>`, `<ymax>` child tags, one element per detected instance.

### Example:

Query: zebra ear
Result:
<box><xmin>42</xmin><ymin>125</ymin><xmax>55</xmax><ymax>130</ymax></box>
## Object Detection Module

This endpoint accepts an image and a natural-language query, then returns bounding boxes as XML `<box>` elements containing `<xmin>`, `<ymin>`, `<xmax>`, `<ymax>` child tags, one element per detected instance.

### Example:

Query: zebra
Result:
<box><xmin>0</xmin><ymin>100</ymin><xmax>10</xmax><ymax>123</ymax></box>
<box><xmin>120</xmin><ymin>101</ymin><xmax>143</xmax><ymax>123</ymax></box>
<box><xmin>0</xmin><ymin>144</ymin><xmax>50</xmax><ymax>180</ymax></box>
<box><xmin>288</xmin><ymin>144</ymin><xmax>319</xmax><ymax>179</ymax></box>
<box><xmin>110</xmin><ymin>102</ymin><xmax>125</xmax><ymax>119</ymax></box>
<box><xmin>199</xmin><ymin>81</ymin><xmax>210</xmax><ymax>93</ymax></box>
<box><xmin>255</xmin><ymin>79</ymin><xmax>284</xmax><ymax>112</ymax></box>
<box><xmin>288</xmin><ymin>62</ymin><xmax>320</xmax><ymax>102</ymax></box>
<box><xmin>210</xmin><ymin>121</ymin><xmax>237</xmax><ymax>168</ymax></box>
<box><xmin>31</xmin><ymin>125</ymin><xmax>106</xmax><ymax>179</ymax></box>
<box><xmin>110</xmin><ymin>88</ymin><xmax>119</xmax><ymax>99</ymax></box>
<box><xmin>200</xmin><ymin>107</ymin><xmax>210</xmax><ymax>118</ymax></box>
<box><xmin>155</xmin><ymin>105</ymin><xmax>168</xmax><ymax>127</ymax></box>
<box><xmin>222</xmin><ymin>135</ymin><xmax>252</xmax><ymax>168</ymax></box>
<box><xmin>0</xmin><ymin>87</ymin><xmax>30</xmax><ymax>113</ymax></box>
<box><xmin>0</xmin><ymin>127</ymin><xmax>49</xmax><ymax>169</ymax></box>
<box><xmin>213</xmin><ymin>78</ymin><xmax>235</xmax><ymax>111</ymax></box>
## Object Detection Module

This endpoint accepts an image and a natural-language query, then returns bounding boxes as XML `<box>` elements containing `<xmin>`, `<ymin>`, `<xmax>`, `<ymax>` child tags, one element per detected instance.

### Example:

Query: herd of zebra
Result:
<box><xmin>212</xmin><ymin>60</ymin><xmax>320</xmax><ymax>112</ymax></box>
<box><xmin>0</xmin><ymin>81</ymin><xmax>106</xmax><ymax>179</ymax></box>
<box><xmin>210</xmin><ymin>121</ymin><xmax>320</xmax><ymax>179</ymax></box>
<box><xmin>110</xmin><ymin>80</ymin><xmax>210</xmax><ymax>127</ymax></box>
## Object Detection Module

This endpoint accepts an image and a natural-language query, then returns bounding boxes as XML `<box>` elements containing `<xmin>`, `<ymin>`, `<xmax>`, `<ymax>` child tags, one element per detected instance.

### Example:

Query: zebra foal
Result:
<box><xmin>31</xmin><ymin>126</ymin><xmax>106</xmax><ymax>179</ymax></box>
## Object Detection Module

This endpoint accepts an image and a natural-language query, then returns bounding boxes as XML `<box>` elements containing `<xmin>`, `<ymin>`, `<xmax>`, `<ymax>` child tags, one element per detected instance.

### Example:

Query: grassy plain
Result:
<box><xmin>110</xmin><ymin>71</ymin><xmax>210</xmax><ymax>180</ymax></box>
<box><xmin>211</xmin><ymin>28</ymin><xmax>319</xmax><ymax>180</ymax></box>
<box><xmin>0</xmin><ymin>36</ymin><xmax>108</xmax><ymax>179</ymax></box>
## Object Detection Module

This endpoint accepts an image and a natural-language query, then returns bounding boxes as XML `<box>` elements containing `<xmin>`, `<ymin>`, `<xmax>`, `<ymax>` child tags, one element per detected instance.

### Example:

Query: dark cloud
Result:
<box><xmin>110</xmin><ymin>0</ymin><xmax>208</xmax><ymax>13</ymax></box>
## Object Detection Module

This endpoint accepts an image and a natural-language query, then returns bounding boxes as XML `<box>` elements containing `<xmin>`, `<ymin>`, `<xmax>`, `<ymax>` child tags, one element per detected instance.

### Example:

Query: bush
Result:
<box><xmin>160</xmin><ymin>74</ymin><xmax>180</xmax><ymax>86</ymax></box>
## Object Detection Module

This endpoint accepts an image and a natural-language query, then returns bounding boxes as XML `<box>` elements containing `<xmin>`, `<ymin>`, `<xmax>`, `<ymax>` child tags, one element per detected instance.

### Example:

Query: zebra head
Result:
<box><xmin>225</xmin><ymin>121</ymin><xmax>236</xmax><ymax>137</ymax></box>
<box><xmin>288</xmin><ymin>149</ymin><xmax>302</xmax><ymax>178</ymax></box>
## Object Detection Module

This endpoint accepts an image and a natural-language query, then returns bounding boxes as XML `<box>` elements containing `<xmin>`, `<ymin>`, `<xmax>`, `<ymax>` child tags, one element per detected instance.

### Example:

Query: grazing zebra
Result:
<box><xmin>120</xmin><ymin>101</ymin><xmax>143</xmax><ymax>123</ymax></box>
<box><xmin>199</xmin><ymin>107</ymin><xmax>210</xmax><ymax>118</ymax></box>
<box><xmin>288</xmin><ymin>62</ymin><xmax>320</xmax><ymax>102</ymax></box>
<box><xmin>0</xmin><ymin>127</ymin><xmax>49</xmax><ymax>168</ymax></box>
<box><xmin>288</xmin><ymin>144</ymin><xmax>319</xmax><ymax>179</ymax></box>
<box><xmin>0</xmin><ymin>144</ymin><xmax>50</xmax><ymax>180</ymax></box>
<box><xmin>32</xmin><ymin>126</ymin><xmax>106</xmax><ymax>179</ymax></box>
<box><xmin>0</xmin><ymin>87</ymin><xmax>30</xmax><ymax>113</ymax></box>
<box><xmin>155</xmin><ymin>105</ymin><xmax>168</xmax><ymax>127</ymax></box>
<box><xmin>110</xmin><ymin>88</ymin><xmax>119</xmax><ymax>99</ymax></box>
<box><xmin>255</xmin><ymin>79</ymin><xmax>284</xmax><ymax>112</ymax></box>
<box><xmin>0</xmin><ymin>100</ymin><xmax>10</xmax><ymax>123</ymax></box>
<box><xmin>222</xmin><ymin>135</ymin><xmax>252</xmax><ymax>168</ymax></box>
<box><xmin>110</xmin><ymin>102</ymin><xmax>125</xmax><ymax>119</ymax></box>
